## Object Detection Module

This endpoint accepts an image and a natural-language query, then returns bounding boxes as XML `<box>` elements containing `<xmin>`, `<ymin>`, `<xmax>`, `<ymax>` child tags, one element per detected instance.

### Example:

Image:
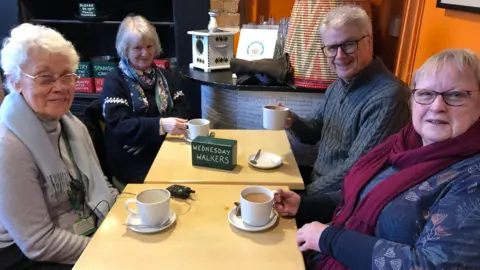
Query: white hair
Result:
<box><xmin>412</xmin><ymin>49</ymin><xmax>480</xmax><ymax>89</ymax></box>
<box><xmin>115</xmin><ymin>15</ymin><xmax>162</xmax><ymax>59</ymax></box>
<box><xmin>1</xmin><ymin>23</ymin><xmax>79</xmax><ymax>93</ymax></box>
<box><xmin>319</xmin><ymin>5</ymin><xmax>372</xmax><ymax>37</ymax></box>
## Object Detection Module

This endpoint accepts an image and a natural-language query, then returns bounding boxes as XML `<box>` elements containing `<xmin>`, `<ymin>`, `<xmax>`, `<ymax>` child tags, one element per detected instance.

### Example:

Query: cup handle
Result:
<box><xmin>185</xmin><ymin>129</ymin><xmax>190</xmax><ymax>138</ymax></box>
<box><xmin>125</xmin><ymin>199</ymin><xmax>137</xmax><ymax>215</ymax></box>
<box><xmin>271</xmin><ymin>190</ymin><xmax>279</xmax><ymax>204</ymax></box>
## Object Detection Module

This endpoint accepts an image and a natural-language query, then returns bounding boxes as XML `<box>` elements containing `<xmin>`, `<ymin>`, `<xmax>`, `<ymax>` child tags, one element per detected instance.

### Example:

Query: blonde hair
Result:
<box><xmin>320</xmin><ymin>5</ymin><xmax>372</xmax><ymax>37</ymax></box>
<box><xmin>412</xmin><ymin>49</ymin><xmax>480</xmax><ymax>89</ymax></box>
<box><xmin>115</xmin><ymin>15</ymin><xmax>162</xmax><ymax>59</ymax></box>
<box><xmin>1</xmin><ymin>23</ymin><xmax>79</xmax><ymax>93</ymax></box>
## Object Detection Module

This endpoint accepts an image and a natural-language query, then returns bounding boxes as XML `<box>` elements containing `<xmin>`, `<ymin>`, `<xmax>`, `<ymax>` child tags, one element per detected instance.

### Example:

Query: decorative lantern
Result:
<box><xmin>187</xmin><ymin>30</ymin><xmax>236</xmax><ymax>72</ymax></box>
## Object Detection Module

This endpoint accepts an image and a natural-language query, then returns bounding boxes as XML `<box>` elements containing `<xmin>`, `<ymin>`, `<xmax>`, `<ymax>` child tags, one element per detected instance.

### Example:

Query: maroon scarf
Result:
<box><xmin>317</xmin><ymin>120</ymin><xmax>480</xmax><ymax>270</ymax></box>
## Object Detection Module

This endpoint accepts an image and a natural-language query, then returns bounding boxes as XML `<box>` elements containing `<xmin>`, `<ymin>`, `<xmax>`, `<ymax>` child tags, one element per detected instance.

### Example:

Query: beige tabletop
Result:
<box><xmin>74</xmin><ymin>184</ymin><xmax>305</xmax><ymax>270</ymax></box>
<box><xmin>144</xmin><ymin>129</ymin><xmax>305</xmax><ymax>190</ymax></box>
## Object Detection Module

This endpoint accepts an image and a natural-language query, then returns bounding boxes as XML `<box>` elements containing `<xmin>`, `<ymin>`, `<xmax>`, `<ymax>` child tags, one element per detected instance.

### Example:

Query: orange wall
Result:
<box><xmin>245</xmin><ymin>0</ymin><xmax>295</xmax><ymax>23</ymax></box>
<box><xmin>413</xmin><ymin>0</ymin><xmax>480</xmax><ymax>70</ymax></box>
<box><xmin>370</xmin><ymin>0</ymin><xmax>406</xmax><ymax>71</ymax></box>
<box><xmin>238</xmin><ymin>0</ymin><xmax>294</xmax><ymax>55</ymax></box>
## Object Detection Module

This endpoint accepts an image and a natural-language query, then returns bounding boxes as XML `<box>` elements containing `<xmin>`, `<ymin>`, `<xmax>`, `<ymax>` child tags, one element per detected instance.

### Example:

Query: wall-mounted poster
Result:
<box><xmin>437</xmin><ymin>0</ymin><xmax>480</xmax><ymax>13</ymax></box>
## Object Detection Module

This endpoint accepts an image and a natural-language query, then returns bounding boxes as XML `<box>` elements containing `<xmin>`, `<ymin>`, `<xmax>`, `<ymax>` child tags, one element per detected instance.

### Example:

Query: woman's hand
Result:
<box><xmin>160</xmin><ymin>117</ymin><xmax>188</xmax><ymax>135</ymax></box>
<box><xmin>296</xmin><ymin>222</ymin><xmax>329</xmax><ymax>252</ymax></box>
<box><xmin>273</xmin><ymin>188</ymin><xmax>301</xmax><ymax>217</ymax></box>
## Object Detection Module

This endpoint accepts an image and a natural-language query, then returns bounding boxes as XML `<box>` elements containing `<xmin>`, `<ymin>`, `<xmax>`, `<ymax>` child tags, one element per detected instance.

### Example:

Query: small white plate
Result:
<box><xmin>183</xmin><ymin>135</ymin><xmax>193</xmax><ymax>143</ymax></box>
<box><xmin>126</xmin><ymin>209</ymin><xmax>176</xmax><ymax>234</ymax></box>
<box><xmin>228</xmin><ymin>207</ymin><xmax>278</xmax><ymax>232</ymax></box>
<box><xmin>247</xmin><ymin>152</ymin><xmax>283</xmax><ymax>169</ymax></box>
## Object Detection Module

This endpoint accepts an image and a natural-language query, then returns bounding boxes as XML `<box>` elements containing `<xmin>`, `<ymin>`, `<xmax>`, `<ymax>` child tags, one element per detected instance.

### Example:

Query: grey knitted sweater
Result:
<box><xmin>289</xmin><ymin>57</ymin><xmax>411</xmax><ymax>194</ymax></box>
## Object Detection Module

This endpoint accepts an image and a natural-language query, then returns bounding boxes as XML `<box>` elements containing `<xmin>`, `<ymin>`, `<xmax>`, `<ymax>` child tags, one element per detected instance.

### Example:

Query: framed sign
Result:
<box><xmin>236</xmin><ymin>28</ymin><xmax>278</xmax><ymax>61</ymax></box>
<box><xmin>437</xmin><ymin>0</ymin><xmax>480</xmax><ymax>13</ymax></box>
<box><xmin>78</xmin><ymin>3</ymin><xmax>97</xmax><ymax>17</ymax></box>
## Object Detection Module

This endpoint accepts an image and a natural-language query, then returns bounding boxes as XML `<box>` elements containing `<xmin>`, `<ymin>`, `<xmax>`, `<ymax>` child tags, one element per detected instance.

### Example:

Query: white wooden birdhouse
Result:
<box><xmin>187</xmin><ymin>29</ymin><xmax>236</xmax><ymax>72</ymax></box>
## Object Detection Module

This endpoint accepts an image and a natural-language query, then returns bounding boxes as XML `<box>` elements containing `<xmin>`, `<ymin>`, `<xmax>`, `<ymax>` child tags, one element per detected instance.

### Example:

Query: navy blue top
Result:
<box><xmin>101</xmin><ymin>67</ymin><xmax>190</xmax><ymax>184</ymax></box>
<box><xmin>299</xmin><ymin>154</ymin><xmax>480</xmax><ymax>269</ymax></box>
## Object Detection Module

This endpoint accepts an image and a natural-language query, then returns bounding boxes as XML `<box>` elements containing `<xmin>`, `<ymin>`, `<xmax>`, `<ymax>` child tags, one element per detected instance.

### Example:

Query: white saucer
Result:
<box><xmin>183</xmin><ymin>135</ymin><xmax>193</xmax><ymax>143</ymax></box>
<box><xmin>126</xmin><ymin>209</ymin><xmax>176</xmax><ymax>234</ymax></box>
<box><xmin>228</xmin><ymin>207</ymin><xmax>278</xmax><ymax>232</ymax></box>
<box><xmin>247</xmin><ymin>152</ymin><xmax>283</xmax><ymax>169</ymax></box>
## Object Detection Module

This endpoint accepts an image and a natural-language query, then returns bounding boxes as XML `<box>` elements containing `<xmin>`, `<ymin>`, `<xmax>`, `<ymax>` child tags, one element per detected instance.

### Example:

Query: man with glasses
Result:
<box><xmin>282</xmin><ymin>5</ymin><xmax>411</xmax><ymax>195</ymax></box>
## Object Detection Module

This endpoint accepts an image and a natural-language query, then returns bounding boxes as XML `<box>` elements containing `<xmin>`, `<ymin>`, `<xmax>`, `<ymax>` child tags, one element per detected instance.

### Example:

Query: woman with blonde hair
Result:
<box><xmin>101</xmin><ymin>14</ymin><xmax>190</xmax><ymax>186</ymax></box>
<box><xmin>0</xmin><ymin>23</ymin><xmax>116</xmax><ymax>269</ymax></box>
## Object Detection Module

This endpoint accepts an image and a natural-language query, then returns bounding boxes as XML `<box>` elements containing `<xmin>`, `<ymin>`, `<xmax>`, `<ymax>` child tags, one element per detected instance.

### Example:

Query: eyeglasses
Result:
<box><xmin>19</xmin><ymin>69</ymin><xmax>79</xmax><ymax>88</ymax></box>
<box><xmin>321</xmin><ymin>35</ymin><xmax>368</xmax><ymax>58</ymax></box>
<box><xmin>412</xmin><ymin>89</ymin><xmax>479</xmax><ymax>107</ymax></box>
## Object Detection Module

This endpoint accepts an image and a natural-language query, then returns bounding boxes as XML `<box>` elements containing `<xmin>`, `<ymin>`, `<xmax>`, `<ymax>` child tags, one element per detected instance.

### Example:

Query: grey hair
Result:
<box><xmin>115</xmin><ymin>15</ymin><xmax>162</xmax><ymax>59</ymax></box>
<box><xmin>1</xmin><ymin>23</ymin><xmax>79</xmax><ymax>93</ymax></box>
<box><xmin>319</xmin><ymin>5</ymin><xmax>372</xmax><ymax>37</ymax></box>
<box><xmin>412</xmin><ymin>49</ymin><xmax>480</xmax><ymax>89</ymax></box>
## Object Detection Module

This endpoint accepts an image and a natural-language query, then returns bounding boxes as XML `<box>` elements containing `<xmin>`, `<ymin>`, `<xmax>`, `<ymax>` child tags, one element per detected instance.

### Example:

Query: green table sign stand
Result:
<box><xmin>192</xmin><ymin>136</ymin><xmax>237</xmax><ymax>170</ymax></box>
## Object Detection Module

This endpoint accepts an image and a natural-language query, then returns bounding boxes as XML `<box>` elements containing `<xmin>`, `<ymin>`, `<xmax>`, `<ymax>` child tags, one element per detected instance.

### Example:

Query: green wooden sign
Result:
<box><xmin>192</xmin><ymin>136</ymin><xmax>237</xmax><ymax>170</ymax></box>
<box><xmin>78</xmin><ymin>3</ymin><xmax>97</xmax><ymax>17</ymax></box>
<box><xmin>76</xmin><ymin>62</ymin><xmax>91</xmax><ymax>78</ymax></box>
<box><xmin>93</xmin><ymin>62</ymin><xmax>116</xmax><ymax>78</ymax></box>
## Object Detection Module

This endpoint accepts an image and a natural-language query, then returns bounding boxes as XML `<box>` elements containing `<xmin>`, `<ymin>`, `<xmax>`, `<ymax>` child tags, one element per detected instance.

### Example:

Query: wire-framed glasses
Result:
<box><xmin>19</xmin><ymin>68</ymin><xmax>79</xmax><ymax>87</ymax></box>
<box><xmin>412</xmin><ymin>89</ymin><xmax>479</xmax><ymax>106</ymax></box>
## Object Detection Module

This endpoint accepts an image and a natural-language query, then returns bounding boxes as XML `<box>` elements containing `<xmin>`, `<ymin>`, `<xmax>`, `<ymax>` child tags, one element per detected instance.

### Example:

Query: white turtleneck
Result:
<box><xmin>0</xmin><ymin>118</ymin><xmax>89</xmax><ymax>264</ymax></box>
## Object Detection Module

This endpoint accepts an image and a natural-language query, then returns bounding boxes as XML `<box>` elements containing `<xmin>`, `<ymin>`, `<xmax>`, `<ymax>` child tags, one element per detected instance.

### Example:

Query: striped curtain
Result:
<box><xmin>284</xmin><ymin>0</ymin><xmax>372</xmax><ymax>89</ymax></box>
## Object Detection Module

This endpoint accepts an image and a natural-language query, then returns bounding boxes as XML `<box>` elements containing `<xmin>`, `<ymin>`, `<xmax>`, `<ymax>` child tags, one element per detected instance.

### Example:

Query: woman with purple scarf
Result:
<box><xmin>274</xmin><ymin>49</ymin><xmax>480</xmax><ymax>269</ymax></box>
<box><xmin>101</xmin><ymin>15</ymin><xmax>190</xmax><ymax>187</ymax></box>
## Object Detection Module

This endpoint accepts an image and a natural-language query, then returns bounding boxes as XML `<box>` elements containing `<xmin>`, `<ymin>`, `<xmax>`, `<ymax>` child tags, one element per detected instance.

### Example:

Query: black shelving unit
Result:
<box><xmin>29</xmin><ymin>19</ymin><xmax>175</xmax><ymax>26</ymax></box>
<box><xmin>75</xmin><ymin>92</ymin><xmax>101</xmax><ymax>99</ymax></box>
<box><xmin>18</xmin><ymin>0</ymin><xmax>178</xmax><ymax>61</ymax></box>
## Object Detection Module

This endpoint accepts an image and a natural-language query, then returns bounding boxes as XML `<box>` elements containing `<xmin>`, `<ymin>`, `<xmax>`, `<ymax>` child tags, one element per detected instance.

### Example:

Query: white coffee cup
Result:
<box><xmin>186</xmin><ymin>118</ymin><xmax>210</xmax><ymax>140</ymax></box>
<box><xmin>125</xmin><ymin>188</ymin><xmax>171</xmax><ymax>226</ymax></box>
<box><xmin>262</xmin><ymin>105</ymin><xmax>290</xmax><ymax>130</ymax></box>
<box><xmin>240</xmin><ymin>186</ymin><xmax>278</xmax><ymax>227</ymax></box>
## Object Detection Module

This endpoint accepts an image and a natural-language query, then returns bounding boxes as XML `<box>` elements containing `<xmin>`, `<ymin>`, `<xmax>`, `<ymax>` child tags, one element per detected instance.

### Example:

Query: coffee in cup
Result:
<box><xmin>186</xmin><ymin>118</ymin><xmax>210</xmax><ymax>140</ymax></box>
<box><xmin>240</xmin><ymin>186</ymin><xmax>277</xmax><ymax>226</ymax></box>
<box><xmin>262</xmin><ymin>105</ymin><xmax>289</xmax><ymax>130</ymax></box>
<box><xmin>125</xmin><ymin>188</ymin><xmax>171</xmax><ymax>226</ymax></box>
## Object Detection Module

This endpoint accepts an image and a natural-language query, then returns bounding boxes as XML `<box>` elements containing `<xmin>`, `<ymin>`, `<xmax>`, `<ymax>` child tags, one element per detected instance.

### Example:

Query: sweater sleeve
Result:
<box><xmin>101</xmin><ymin>70</ymin><xmax>163</xmax><ymax>146</ymax></box>
<box><xmin>288</xmin><ymin>103</ymin><xmax>324</xmax><ymax>145</ymax></box>
<box><xmin>0</xmin><ymin>136</ymin><xmax>89</xmax><ymax>264</ymax></box>
<box><xmin>296</xmin><ymin>190</ymin><xmax>341</xmax><ymax>224</ymax></box>
<box><xmin>307</xmin><ymin>95</ymin><xmax>410</xmax><ymax>194</ymax></box>
<box><xmin>320</xmin><ymin>174</ymin><xmax>480</xmax><ymax>269</ymax></box>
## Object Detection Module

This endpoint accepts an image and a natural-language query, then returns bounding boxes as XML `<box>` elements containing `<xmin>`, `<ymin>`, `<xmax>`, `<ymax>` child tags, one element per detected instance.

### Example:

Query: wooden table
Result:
<box><xmin>144</xmin><ymin>130</ymin><xmax>305</xmax><ymax>190</ymax></box>
<box><xmin>74</xmin><ymin>184</ymin><xmax>305</xmax><ymax>270</ymax></box>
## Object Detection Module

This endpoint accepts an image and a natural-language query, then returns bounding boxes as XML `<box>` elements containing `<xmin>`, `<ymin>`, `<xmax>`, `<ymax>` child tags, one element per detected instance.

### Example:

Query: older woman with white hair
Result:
<box><xmin>101</xmin><ymin>14</ymin><xmax>190</xmax><ymax>187</ymax></box>
<box><xmin>274</xmin><ymin>49</ymin><xmax>480</xmax><ymax>269</ymax></box>
<box><xmin>0</xmin><ymin>23</ymin><xmax>116</xmax><ymax>269</ymax></box>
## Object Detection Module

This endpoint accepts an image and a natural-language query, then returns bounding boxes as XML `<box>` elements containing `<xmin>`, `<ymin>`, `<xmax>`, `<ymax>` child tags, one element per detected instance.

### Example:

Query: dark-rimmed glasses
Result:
<box><xmin>412</xmin><ymin>89</ymin><xmax>479</xmax><ymax>107</ymax></box>
<box><xmin>321</xmin><ymin>35</ymin><xmax>368</xmax><ymax>58</ymax></box>
<box><xmin>19</xmin><ymin>68</ymin><xmax>79</xmax><ymax>88</ymax></box>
